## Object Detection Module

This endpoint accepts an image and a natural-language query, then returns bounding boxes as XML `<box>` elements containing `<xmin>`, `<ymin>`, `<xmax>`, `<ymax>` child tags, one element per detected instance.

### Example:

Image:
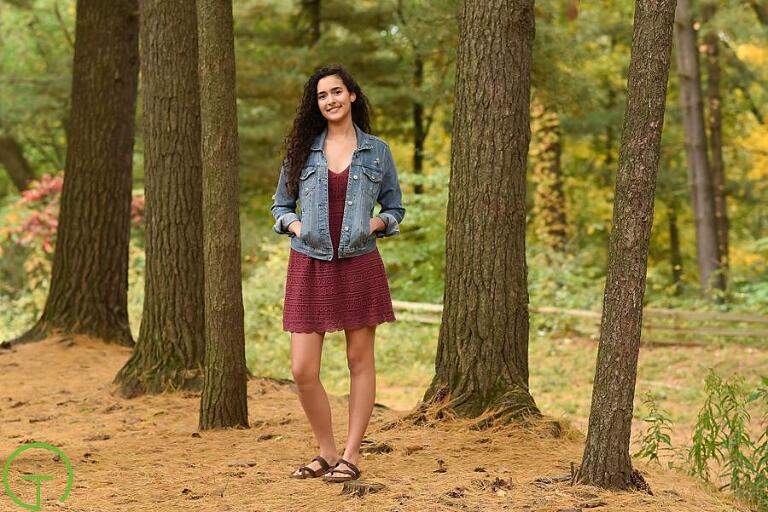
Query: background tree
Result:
<box><xmin>7</xmin><ymin>0</ymin><xmax>139</xmax><ymax>346</ymax></box>
<box><xmin>113</xmin><ymin>0</ymin><xmax>206</xmax><ymax>397</ymax></box>
<box><xmin>198</xmin><ymin>0</ymin><xmax>249</xmax><ymax>430</ymax></box>
<box><xmin>674</xmin><ymin>0</ymin><xmax>725</xmax><ymax>298</ymax></box>
<box><xmin>577</xmin><ymin>0</ymin><xmax>677</xmax><ymax>490</ymax></box>
<box><xmin>422</xmin><ymin>0</ymin><xmax>539</xmax><ymax>423</ymax></box>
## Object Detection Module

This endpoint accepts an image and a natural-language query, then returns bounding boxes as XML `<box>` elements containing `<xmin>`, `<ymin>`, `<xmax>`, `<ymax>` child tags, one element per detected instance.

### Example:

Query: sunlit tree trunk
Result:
<box><xmin>423</xmin><ymin>0</ymin><xmax>539</xmax><ymax>424</ymax></box>
<box><xmin>9</xmin><ymin>0</ymin><xmax>139</xmax><ymax>347</ymax></box>
<box><xmin>197</xmin><ymin>0</ymin><xmax>249</xmax><ymax>430</ymax></box>
<box><xmin>578</xmin><ymin>0</ymin><xmax>677</xmax><ymax>490</ymax></box>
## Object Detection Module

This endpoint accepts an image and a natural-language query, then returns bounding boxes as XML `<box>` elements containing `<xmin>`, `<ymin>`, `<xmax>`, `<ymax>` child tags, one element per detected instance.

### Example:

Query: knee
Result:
<box><xmin>291</xmin><ymin>363</ymin><xmax>320</xmax><ymax>388</ymax></box>
<box><xmin>347</xmin><ymin>351</ymin><xmax>373</xmax><ymax>376</ymax></box>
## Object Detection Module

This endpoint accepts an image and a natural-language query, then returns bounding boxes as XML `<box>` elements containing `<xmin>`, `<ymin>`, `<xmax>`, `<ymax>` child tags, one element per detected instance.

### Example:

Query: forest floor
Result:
<box><xmin>0</xmin><ymin>335</ymin><xmax>753</xmax><ymax>512</ymax></box>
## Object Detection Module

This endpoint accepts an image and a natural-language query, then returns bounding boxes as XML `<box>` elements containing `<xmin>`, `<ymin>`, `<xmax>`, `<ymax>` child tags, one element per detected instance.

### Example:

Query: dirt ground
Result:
<box><xmin>0</xmin><ymin>336</ymin><xmax>749</xmax><ymax>512</ymax></box>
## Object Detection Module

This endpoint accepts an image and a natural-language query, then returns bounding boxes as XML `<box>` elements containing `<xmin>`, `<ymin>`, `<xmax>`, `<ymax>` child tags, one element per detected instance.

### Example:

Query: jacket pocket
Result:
<box><xmin>360</xmin><ymin>164</ymin><xmax>382</xmax><ymax>200</ymax></box>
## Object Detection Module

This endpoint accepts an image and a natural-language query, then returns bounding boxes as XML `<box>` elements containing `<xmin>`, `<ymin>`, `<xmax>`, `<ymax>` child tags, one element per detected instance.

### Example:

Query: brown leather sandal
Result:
<box><xmin>291</xmin><ymin>455</ymin><xmax>333</xmax><ymax>479</ymax></box>
<box><xmin>322</xmin><ymin>457</ymin><xmax>361</xmax><ymax>483</ymax></box>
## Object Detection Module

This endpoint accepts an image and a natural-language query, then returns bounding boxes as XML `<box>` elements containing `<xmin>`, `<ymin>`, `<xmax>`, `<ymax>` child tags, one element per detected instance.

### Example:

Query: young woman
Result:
<box><xmin>270</xmin><ymin>65</ymin><xmax>405</xmax><ymax>483</ymax></box>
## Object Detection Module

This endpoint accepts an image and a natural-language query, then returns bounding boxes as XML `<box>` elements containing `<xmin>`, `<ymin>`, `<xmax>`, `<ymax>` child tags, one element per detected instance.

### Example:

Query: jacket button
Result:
<box><xmin>347</xmin><ymin>200</ymin><xmax>352</xmax><ymax>205</ymax></box>
<box><xmin>353</xmin><ymin>175</ymin><xmax>358</xmax><ymax>180</ymax></box>
<box><xmin>343</xmin><ymin>226</ymin><xmax>349</xmax><ymax>231</ymax></box>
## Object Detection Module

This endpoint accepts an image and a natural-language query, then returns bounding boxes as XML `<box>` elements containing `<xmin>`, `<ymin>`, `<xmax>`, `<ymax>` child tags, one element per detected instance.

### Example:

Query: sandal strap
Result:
<box><xmin>335</xmin><ymin>458</ymin><xmax>361</xmax><ymax>478</ymax></box>
<box><xmin>298</xmin><ymin>465</ymin><xmax>319</xmax><ymax>477</ymax></box>
<box><xmin>312</xmin><ymin>456</ymin><xmax>331</xmax><ymax>471</ymax></box>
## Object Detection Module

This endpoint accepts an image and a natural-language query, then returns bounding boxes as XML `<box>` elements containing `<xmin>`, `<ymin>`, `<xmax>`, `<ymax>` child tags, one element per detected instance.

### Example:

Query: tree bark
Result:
<box><xmin>197</xmin><ymin>0</ymin><xmax>249</xmax><ymax>430</ymax></box>
<box><xmin>674</xmin><ymin>0</ymin><xmax>725</xmax><ymax>298</ymax></box>
<box><xmin>422</xmin><ymin>0</ymin><xmax>539</xmax><ymax>424</ymax></box>
<box><xmin>530</xmin><ymin>96</ymin><xmax>567</xmax><ymax>252</ymax></box>
<box><xmin>9</xmin><ymin>0</ymin><xmax>139</xmax><ymax>346</ymax></box>
<box><xmin>113</xmin><ymin>0</ymin><xmax>206</xmax><ymax>398</ymax></box>
<box><xmin>0</xmin><ymin>136</ymin><xmax>35</xmax><ymax>192</ymax></box>
<box><xmin>701</xmin><ymin>3</ymin><xmax>729</xmax><ymax>273</ymax></box>
<box><xmin>578</xmin><ymin>0</ymin><xmax>676</xmax><ymax>490</ymax></box>
<box><xmin>413</xmin><ymin>55</ymin><xmax>425</xmax><ymax>195</ymax></box>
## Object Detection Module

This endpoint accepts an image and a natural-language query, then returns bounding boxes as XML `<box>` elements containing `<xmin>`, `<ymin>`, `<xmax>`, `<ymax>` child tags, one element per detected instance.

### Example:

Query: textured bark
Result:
<box><xmin>674</xmin><ymin>0</ymin><xmax>725</xmax><ymax>298</ymax></box>
<box><xmin>113</xmin><ymin>0</ymin><xmax>206</xmax><ymax>398</ymax></box>
<box><xmin>702</xmin><ymin>3</ymin><xmax>729</xmax><ymax>273</ymax></box>
<box><xmin>668</xmin><ymin>204</ymin><xmax>684</xmax><ymax>296</ymax></box>
<box><xmin>10</xmin><ymin>0</ymin><xmax>139</xmax><ymax>346</ymax></box>
<box><xmin>530</xmin><ymin>97</ymin><xmax>567</xmax><ymax>252</ymax></box>
<box><xmin>413</xmin><ymin>55</ymin><xmax>425</xmax><ymax>195</ymax></box>
<box><xmin>0</xmin><ymin>136</ymin><xmax>35</xmax><ymax>192</ymax></box>
<box><xmin>197</xmin><ymin>0</ymin><xmax>249</xmax><ymax>430</ymax></box>
<box><xmin>578</xmin><ymin>0</ymin><xmax>676</xmax><ymax>490</ymax></box>
<box><xmin>423</xmin><ymin>0</ymin><xmax>539</xmax><ymax>424</ymax></box>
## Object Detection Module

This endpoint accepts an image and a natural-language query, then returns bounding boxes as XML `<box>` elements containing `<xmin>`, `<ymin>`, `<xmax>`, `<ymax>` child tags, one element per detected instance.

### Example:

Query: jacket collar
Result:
<box><xmin>310</xmin><ymin>122</ymin><xmax>373</xmax><ymax>152</ymax></box>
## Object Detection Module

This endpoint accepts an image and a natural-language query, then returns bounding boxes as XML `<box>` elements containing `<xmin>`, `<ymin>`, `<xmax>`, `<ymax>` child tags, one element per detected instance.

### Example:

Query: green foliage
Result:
<box><xmin>689</xmin><ymin>371</ymin><xmax>768</xmax><ymax>511</ymax></box>
<box><xmin>633</xmin><ymin>391</ymin><xmax>675</xmax><ymax>465</ymax></box>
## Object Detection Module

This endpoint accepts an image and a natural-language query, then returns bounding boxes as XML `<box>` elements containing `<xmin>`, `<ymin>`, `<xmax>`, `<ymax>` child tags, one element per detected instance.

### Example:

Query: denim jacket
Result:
<box><xmin>270</xmin><ymin>123</ymin><xmax>405</xmax><ymax>261</ymax></box>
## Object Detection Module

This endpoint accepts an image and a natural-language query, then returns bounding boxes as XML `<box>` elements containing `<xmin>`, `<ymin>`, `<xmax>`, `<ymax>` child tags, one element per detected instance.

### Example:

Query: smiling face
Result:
<box><xmin>316</xmin><ymin>74</ymin><xmax>356</xmax><ymax>123</ymax></box>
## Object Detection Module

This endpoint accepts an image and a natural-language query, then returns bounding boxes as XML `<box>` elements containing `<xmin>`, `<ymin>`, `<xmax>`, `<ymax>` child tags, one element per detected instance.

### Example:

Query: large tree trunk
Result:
<box><xmin>8</xmin><ymin>0</ymin><xmax>139</xmax><ymax>347</ymax></box>
<box><xmin>530</xmin><ymin>96</ymin><xmax>567</xmax><ymax>252</ymax></box>
<box><xmin>674</xmin><ymin>0</ymin><xmax>725</xmax><ymax>298</ymax></box>
<box><xmin>0</xmin><ymin>136</ymin><xmax>35</xmax><ymax>192</ymax></box>
<box><xmin>701</xmin><ymin>3</ymin><xmax>729</xmax><ymax>273</ymax></box>
<box><xmin>113</xmin><ymin>0</ymin><xmax>206</xmax><ymax>398</ymax></box>
<box><xmin>422</xmin><ymin>0</ymin><xmax>539</xmax><ymax>425</ymax></box>
<box><xmin>197</xmin><ymin>0</ymin><xmax>249</xmax><ymax>430</ymax></box>
<box><xmin>577</xmin><ymin>0</ymin><xmax>677</xmax><ymax>490</ymax></box>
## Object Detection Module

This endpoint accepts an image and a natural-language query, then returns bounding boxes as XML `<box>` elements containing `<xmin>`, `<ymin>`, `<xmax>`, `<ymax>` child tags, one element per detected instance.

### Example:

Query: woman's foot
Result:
<box><xmin>322</xmin><ymin>457</ymin><xmax>361</xmax><ymax>482</ymax></box>
<box><xmin>291</xmin><ymin>454</ymin><xmax>339</xmax><ymax>478</ymax></box>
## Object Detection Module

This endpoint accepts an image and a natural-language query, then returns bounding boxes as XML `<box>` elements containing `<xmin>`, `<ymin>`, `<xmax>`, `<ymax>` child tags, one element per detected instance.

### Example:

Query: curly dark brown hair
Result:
<box><xmin>281</xmin><ymin>65</ymin><xmax>372</xmax><ymax>196</ymax></box>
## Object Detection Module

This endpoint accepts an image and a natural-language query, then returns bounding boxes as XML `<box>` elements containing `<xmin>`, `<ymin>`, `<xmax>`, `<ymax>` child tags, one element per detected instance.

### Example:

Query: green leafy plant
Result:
<box><xmin>688</xmin><ymin>370</ymin><xmax>768</xmax><ymax>511</ymax></box>
<box><xmin>633</xmin><ymin>391</ymin><xmax>674</xmax><ymax>465</ymax></box>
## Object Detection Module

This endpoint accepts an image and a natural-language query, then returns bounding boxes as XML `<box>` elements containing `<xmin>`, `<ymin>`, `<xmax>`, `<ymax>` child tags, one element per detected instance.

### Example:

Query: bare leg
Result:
<box><xmin>326</xmin><ymin>325</ymin><xmax>376</xmax><ymax>478</ymax></box>
<box><xmin>290</xmin><ymin>331</ymin><xmax>339</xmax><ymax>475</ymax></box>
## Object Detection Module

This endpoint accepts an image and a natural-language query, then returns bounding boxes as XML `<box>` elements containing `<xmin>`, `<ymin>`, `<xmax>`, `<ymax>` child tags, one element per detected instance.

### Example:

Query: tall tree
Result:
<box><xmin>8</xmin><ymin>0</ymin><xmax>139</xmax><ymax>346</ymax></box>
<box><xmin>674</xmin><ymin>0</ymin><xmax>725</xmax><ymax>297</ymax></box>
<box><xmin>701</xmin><ymin>2</ymin><xmax>729</xmax><ymax>272</ymax></box>
<box><xmin>577</xmin><ymin>0</ymin><xmax>677</xmax><ymax>490</ymax></box>
<box><xmin>113</xmin><ymin>0</ymin><xmax>206</xmax><ymax>397</ymax></box>
<box><xmin>197</xmin><ymin>0</ymin><xmax>249</xmax><ymax>430</ymax></box>
<box><xmin>422</xmin><ymin>0</ymin><xmax>539</xmax><ymax>423</ymax></box>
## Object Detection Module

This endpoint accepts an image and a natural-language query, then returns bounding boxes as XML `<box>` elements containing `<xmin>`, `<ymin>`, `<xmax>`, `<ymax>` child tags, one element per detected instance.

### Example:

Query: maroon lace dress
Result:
<box><xmin>282</xmin><ymin>164</ymin><xmax>396</xmax><ymax>333</ymax></box>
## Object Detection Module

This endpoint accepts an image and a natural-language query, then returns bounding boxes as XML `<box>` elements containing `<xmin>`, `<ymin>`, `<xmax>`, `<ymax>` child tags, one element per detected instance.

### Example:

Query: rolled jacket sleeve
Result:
<box><xmin>375</xmin><ymin>144</ymin><xmax>405</xmax><ymax>238</ymax></box>
<box><xmin>270</xmin><ymin>163</ymin><xmax>299</xmax><ymax>237</ymax></box>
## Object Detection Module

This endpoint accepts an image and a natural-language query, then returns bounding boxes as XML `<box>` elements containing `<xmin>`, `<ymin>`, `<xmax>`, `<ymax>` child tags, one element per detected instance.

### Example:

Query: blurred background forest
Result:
<box><xmin>0</xmin><ymin>0</ymin><xmax>766</xmax><ymax>435</ymax></box>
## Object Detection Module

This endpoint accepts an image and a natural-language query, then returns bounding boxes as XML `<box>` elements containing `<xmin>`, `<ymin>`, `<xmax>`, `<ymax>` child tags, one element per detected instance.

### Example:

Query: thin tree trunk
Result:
<box><xmin>530</xmin><ymin>96</ymin><xmax>567</xmax><ymax>252</ymax></box>
<box><xmin>749</xmin><ymin>0</ymin><xmax>768</xmax><ymax>25</ymax></box>
<box><xmin>0</xmin><ymin>136</ymin><xmax>35</xmax><ymax>192</ymax></box>
<box><xmin>8</xmin><ymin>0</ymin><xmax>139</xmax><ymax>347</ymax></box>
<box><xmin>301</xmin><ymin>0</ymin><xmax>321</xmax><ymax>45</ymax></box>
<box><xmin>674</xmin><ymin>0</ymin><xmax>725</xmax><ymax>298</ymax></box>
<box><xmin>422</xmin><ymin>0</ymin><xmax>539</xmax><ymax>425</ymax></box>
<box><xmin>197</xmin><ymin>0</ymin><xmax>249</xmax><ymax>430</ymax></box>
<box><xmin>668</xmin><ymin>203</ymin><xmax>684</xmax><ymax>296</ymax></box>
<box><xmin>577</xmin><ymin>0</ymin><xmax>677</xmax><ymax>490</ymax></box>
<box><xmin>413</xmin><ymin>55</ymin><xmax>425</xmax><ymax>195</ymax></box>
<box><xmin>113</xmin><ymin>0</ymin><xmax>206</xmax><ymax>398</ymax></box>
<box><xmin>702</xmin><ymin>3</ymin><xmax>729</xmax><ymax>273</ymax></box>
